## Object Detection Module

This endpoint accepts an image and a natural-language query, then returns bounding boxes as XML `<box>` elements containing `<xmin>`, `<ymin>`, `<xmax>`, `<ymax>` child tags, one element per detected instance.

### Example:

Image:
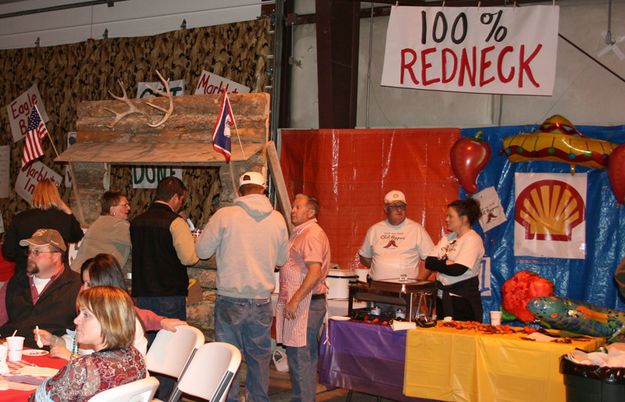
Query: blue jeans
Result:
<box><xmin>135</xmin><ymin>295</ymin><xmax>187</xmax><ymax>320</ymax></box>
<box><xmin>285</xmin><ymin>297</ymin><xmax>327</xmax><ymax>402</ymax></box>
<box><xmin>135</xmin><ymin>295</ymin><xmax>186</xmax><ymax>400</ymax></box>
<box><xmin>215</xmin><ymin>295</ymin><xmax>273</xmax><ymax>402</ymax></box>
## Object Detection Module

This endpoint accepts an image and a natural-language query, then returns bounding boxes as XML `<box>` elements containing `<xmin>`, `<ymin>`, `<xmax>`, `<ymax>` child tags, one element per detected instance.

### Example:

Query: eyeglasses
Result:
<box><xmin>386</xmin><ymin>204</ymin><xmax>406</xmax><ymax>211</ymax></box>
<box><xmin>26</xmin><ymin>249</ymin><xmax>58</xmax><ymax>257</ymax></box>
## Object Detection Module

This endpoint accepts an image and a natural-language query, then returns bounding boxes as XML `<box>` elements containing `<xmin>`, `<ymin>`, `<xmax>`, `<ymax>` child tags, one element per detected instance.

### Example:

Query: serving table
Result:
<box><xmin>403</xmin><ymin>324</ymin><xmax>603</xmax><ymax>402</ymax></box>
<box><xmin>0</xmin><ymin>352</ymin><xmax>66</xmax><ymax>402</ymax></box>
<box><xmin>319</xmin><ymin>319</ymin><xmax>428</xmax><ymax>401</ymax></box>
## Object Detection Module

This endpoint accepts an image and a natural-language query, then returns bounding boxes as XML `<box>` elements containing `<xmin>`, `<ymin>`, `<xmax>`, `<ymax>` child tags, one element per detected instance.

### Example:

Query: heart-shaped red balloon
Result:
<box><xmin>609</xmin><ymin>144</ymin><xmax>625</xmax><ymax>204</ymax></box>
<box><xmin>450</xmin><ymin>134</ymin><xmax>491</xmax><ymax>194</ymax></box>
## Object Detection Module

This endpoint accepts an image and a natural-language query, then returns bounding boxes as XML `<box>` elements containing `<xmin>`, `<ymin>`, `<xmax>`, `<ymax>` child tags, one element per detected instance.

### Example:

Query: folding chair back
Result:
<box><xmin>175</xmin><ymin>342</ymin><xmax>242</xmax><ymax>402</ymax></box>
<box><xmin>145</xmin><ymin>325</ymin><xmax>205</xmax><ymax>378</ymax></box>
<box><xmin>88</xmin><ymin>376</ymin><xmax>159</xmax><ymax>402</ymax></box>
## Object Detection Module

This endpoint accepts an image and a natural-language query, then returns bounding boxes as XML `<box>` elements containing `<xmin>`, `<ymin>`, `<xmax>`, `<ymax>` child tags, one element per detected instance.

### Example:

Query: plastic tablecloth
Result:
<box><xmin>0</xmin><ymin>352</ymin><xmax>66</xmax><ymax>402</ymax></box>
<box><xmin>319</xmin><ymin>319</ymin><xmax>428</xmax><ymax>401</ymax></box>
<box><xmin>403</xmin><ymin>324</ymin><xmax>604</xmax><ymax>402</ymax></box>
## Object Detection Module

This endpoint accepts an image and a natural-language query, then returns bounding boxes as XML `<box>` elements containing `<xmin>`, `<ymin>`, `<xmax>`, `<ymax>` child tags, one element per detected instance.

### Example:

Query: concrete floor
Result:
<box><xmin>267</xmin><ymin>367</ymin><xmax>396</xmax><ymax>402</ymax></box>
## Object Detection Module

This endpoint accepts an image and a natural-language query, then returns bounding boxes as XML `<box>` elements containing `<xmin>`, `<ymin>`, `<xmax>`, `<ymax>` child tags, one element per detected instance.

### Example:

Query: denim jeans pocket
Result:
<box><xmin>255</xmin><ymin>301</ymin><xmax>273</xmax><ymax>328</ymax></box>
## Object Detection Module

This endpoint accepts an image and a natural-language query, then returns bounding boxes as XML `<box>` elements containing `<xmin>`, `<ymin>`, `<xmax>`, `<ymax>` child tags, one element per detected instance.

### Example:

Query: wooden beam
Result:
<box><xmin>315</xmin><ymin>0</ymin><xmax>360</xmax><ymax>129</ymax></box>
<box><xmin>266</xmin><ymin>141</ymin><xmax>293</xmax><ymax>233</ymax></box>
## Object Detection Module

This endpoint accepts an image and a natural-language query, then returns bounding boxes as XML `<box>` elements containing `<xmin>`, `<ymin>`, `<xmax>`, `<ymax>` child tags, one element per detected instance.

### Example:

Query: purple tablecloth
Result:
<box><xmin>319</xmin><ymin>319</ymin><xmax>429</xmax><ymax>402</ymax></box>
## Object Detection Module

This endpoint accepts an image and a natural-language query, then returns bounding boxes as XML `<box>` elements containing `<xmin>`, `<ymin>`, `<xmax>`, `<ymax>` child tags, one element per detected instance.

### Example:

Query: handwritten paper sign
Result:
<box><xmin>194</xmin><ymin>70</ymin><xmax>250</xmax><ymax>95</ymax></box>
<box><xmin>382</xmin><ymin>6</ymin><xmax>559</xmax><ymax>95</ymax></box>
<box><xmin>136</xmin><ymin>79</ymin><xmax>185</xmax><ymax>99</ymax></box>
<box><xmin>6</xmin><ymin>84</ymin><xmax>49</xmax><ymax>142</ymax></box>
<box><xmin>15</xmin><ymin>161</ymin><xmax>62</xmax><ymax>205</ymax></box>
<box><xmin>132</xmin><ymin>167</ymin><xmax>183</xmax><ymax>189</ymax></box>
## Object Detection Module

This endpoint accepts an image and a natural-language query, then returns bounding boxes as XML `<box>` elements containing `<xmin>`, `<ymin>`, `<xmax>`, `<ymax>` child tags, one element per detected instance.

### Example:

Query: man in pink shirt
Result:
<box><xmin>275</xmin><ymin>194</ymin><xmax>331</xmax><ymax>401</ymax></box>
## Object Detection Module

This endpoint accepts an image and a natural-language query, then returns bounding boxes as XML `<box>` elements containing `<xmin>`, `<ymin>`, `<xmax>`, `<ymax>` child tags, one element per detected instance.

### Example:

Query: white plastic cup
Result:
<box><xmin>490</xmin><ymin>311</ymin><xmax>502</xmax><ymax>326</ymax></box>
<box><xmin>6</xmin><ymin>336</ymin><xmax>24</xmax><ymax>362</ymax></box>
<box><xmin>0</xmin><ymin>344</ymin><xmax>7</xmax><ymax>363</ymax></box>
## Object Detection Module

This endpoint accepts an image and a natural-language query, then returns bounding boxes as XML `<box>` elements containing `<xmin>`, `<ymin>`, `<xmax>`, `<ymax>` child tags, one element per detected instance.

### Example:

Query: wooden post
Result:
<box><xmin>266</xmin><ymin>140</ymin><xmax>292</xmax><ymax>233</ymax></box>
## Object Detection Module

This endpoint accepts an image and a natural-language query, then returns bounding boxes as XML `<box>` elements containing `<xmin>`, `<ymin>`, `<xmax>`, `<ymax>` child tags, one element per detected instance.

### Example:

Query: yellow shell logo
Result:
<box><xmin>515</xmin><ymin>180</ymin><xmax>585</xmax><ymax>241</ymax></box>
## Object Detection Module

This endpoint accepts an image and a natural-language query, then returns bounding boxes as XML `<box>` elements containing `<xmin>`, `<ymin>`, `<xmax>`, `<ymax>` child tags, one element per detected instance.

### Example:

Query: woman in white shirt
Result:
<box><xmin>421</xmin><ymin>198</ymin><xmax>485</xmax><ymax>322</ymax></box>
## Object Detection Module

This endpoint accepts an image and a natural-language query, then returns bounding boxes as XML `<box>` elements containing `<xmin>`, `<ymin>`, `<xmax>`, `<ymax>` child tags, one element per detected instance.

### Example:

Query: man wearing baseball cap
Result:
<box><xmin>358</xmin><ymin>190</ymin><xmax>434</xmax><ymax>281</ymax></box>
<box><xmin>196</xmin><ymin>171</ymin><xmax>288</xmax><ymax>402</ymax></box>
<box><xmin>1</xmin><ymin>228</ymin><xmax>81</xmax><ymax>347</ymax></box>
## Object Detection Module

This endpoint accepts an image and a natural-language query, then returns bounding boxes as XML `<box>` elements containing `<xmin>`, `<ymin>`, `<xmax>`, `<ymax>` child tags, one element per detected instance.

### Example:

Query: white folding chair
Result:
<box><xmin>88</xmin><ymin>376</ymin><xmax>159</xmax><ymax>402</ymax></box>
<box><xmin>145</xmin><ymin>325</ymin><xmax>205</xmax><ymax>401</ymax></box>
<box><xmin>171</xmin><ymin>342</ymin><xmax>242</xmax><ymax>402</ymax></box>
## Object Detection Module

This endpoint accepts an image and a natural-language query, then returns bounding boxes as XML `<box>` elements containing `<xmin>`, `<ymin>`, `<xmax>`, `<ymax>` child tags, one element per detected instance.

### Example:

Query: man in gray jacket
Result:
<box><xmin>196</xmin><ymin>171</ymin><xmax>289</xmax><ymax>402</ymax></box>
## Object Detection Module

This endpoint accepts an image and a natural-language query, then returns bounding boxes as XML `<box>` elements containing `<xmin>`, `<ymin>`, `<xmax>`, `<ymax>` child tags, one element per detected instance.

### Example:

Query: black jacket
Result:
<box><xmin>2</xmin><ymin>208</ymin><xmax>84</xmax><ymax>274</ymax></box>
<box><xmin>130</xmin><ymin>202</ymin><xmax>189</xmax><ymax>297</ymax></box>
<box><xmin>1</xmin><ymin>266</ymin><xmax>81</xmax><ymax>347</ymax></box>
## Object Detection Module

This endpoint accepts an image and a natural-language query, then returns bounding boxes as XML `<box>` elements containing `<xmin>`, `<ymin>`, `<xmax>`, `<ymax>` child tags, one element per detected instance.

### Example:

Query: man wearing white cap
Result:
<box><xmin>1</xmin><ymin>228</ymin><xmax>81</xmax><ymax>347</ymax></box>
<box><xmin>359</xmin><ymin>190</ymin><xmax>434</xmax><ymax>281</ymax></box>
<box><xmin>196</xmin><ymin>171</ymin><xmax>288</xmax><ymax>402</ymax></box>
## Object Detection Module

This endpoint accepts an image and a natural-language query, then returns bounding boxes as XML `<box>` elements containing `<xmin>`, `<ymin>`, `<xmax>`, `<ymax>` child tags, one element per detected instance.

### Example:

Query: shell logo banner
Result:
<box><xmin>381</xmin><ymin>6</ymin><xmax>559</xmax><ymax>95</ymax></box>
<box><xmin>514</xmin><ymin>173</ymin><xmax>587</xmax><ymax>259</ymax></box>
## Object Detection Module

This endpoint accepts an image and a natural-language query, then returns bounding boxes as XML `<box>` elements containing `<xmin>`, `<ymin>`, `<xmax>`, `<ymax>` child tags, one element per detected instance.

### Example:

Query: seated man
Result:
<box><xmin>359</xmin><ymin>190</ymin><xmax>434</xmax><ymax>281</ymax></box>
<box><xmin>0</xmin><ymin>229</ymin><xmax>81</xmax><ymax>347</ymax></box>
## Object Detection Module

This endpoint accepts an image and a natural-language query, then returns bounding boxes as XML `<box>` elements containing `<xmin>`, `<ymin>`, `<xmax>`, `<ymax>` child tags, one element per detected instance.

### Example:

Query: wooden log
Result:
<box><xmin>76</xmin><ymin>128</ymin><xmax>266</xmax><ymax>144</ymax></box>
<box><xmin>77</xmin><ymin>93</ymin><xmax>269</xmax><ymax>118</ymax></box>
<box><xmin>76</xmin><ymin>114</ymin><xmax>268</xmax><ymax>133</ymax></box>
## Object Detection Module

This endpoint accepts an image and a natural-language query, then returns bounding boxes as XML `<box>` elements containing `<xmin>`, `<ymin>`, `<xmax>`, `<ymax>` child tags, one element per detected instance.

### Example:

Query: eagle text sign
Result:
<box><xmin>382</xmin><ymin>6</ymin><xmax>559</xmax><ymax>95</ymax></box>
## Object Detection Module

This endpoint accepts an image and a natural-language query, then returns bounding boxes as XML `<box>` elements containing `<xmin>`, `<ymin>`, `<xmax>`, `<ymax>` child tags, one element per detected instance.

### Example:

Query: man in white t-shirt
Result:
<box><xmin>359</xmin><ymin>190</ymin><xmax>434</xmax><ymax>281</ymax></box>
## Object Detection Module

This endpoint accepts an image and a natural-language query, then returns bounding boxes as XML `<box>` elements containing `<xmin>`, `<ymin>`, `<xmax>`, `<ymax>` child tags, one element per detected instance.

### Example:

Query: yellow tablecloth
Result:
<box><xmin>403</xmin><ymin>324</ymin><xmax>603</xmax><ymax>402</ymax></box>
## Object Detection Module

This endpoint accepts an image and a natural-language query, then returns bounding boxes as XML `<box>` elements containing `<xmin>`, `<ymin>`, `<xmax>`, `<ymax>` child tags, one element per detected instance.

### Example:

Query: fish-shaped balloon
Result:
<box><xmin>527</xmin><ymin>296</ymin><xmax>625</xmax><ymax>342</ymax></box>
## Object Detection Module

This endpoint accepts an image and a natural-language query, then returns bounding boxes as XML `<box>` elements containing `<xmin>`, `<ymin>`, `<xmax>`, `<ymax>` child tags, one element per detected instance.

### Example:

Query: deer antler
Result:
<box><xmin>104</xmin><ymin>81</ymin><xmax>146</xmax><ymax>128</ymax></box>
<box><xmin>145</xmin><ymin>70</ymin><xmax>174</xmax><ymax>128</ymax></box>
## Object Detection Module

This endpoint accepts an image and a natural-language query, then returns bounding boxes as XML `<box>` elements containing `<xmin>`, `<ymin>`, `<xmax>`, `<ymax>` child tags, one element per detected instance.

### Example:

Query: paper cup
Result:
<box><xmin>6</xmin><ymin>336</ymin><xmax>24</xmax><ymax>362</ymax></box>
<box><xmin>490</xmin><ymin>311</ymin><xmax>502</xmax><ymax>326</ymax></box>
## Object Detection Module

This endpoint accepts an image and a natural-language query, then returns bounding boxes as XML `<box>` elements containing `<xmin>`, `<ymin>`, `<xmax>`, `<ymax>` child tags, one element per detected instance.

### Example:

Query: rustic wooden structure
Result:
<box><xmin>57</xmin><ymin>92</ymin><xmax>270</xmax><ymax>224</ymax></box>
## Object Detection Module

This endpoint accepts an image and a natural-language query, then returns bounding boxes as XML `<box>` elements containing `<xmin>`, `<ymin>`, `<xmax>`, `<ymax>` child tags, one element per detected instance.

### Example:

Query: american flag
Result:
<box><xmin>212</xmin><ymin>91</ymin><xmax>235</xmax><ymax>162</ymax></box>
<box><xmin>21</xmin><ymin>106</ymin><xmax>48</xmax><ymax>168</ymax></box>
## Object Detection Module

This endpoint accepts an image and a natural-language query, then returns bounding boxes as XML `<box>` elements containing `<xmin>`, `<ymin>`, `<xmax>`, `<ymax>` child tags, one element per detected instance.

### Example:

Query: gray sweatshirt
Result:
<box><xmin>195</xmin><ymin>194</ymin><xmax>289</xmax><ymax>299</ymax></box>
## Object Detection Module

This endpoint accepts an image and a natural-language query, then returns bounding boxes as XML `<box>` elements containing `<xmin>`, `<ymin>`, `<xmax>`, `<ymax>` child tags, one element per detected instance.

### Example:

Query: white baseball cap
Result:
<box><xmin>239</xmin><ymin>171</ymin><xmax>266</xmax><ymax>188</ymax></box>
<box><xmin>384</xmin><ymin>190</ymin><xmax>407</xmax><ymax>205</ymax></box>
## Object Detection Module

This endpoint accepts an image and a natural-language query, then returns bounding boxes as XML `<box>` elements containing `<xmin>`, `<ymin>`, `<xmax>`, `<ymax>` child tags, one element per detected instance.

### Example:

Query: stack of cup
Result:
<box><xmin>490</xmin><ymin>311</ymin><xmax>502</xmax><ymax>326</ymax></box>
<box><xmin>0</xmin><ymin>344</ymin><xmax>8</xmax><ymax>375</ymax></box>
<box><xmin>6</xmin><ymin>336</ymin><xmax>25</xmax><ymax>362</ymax></box>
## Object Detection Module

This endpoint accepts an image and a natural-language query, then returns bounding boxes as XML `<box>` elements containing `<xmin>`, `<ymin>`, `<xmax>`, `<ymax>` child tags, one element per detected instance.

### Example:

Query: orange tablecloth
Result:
<box><xmin>403</xmin><ymin>324</ymin><xmax>604</xmax><ymax>402</ymax></box>
<box><xmin>0</xmin><ymin>352</ymin><xmax>66</xmax><ymax>402</ymax></box>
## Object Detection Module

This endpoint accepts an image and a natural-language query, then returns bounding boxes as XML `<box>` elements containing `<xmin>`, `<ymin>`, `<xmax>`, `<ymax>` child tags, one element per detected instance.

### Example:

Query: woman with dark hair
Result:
<box><xmin>71</xmin><ymin>190</ymin><xmax>131</xmax><ymax>272</ymax></box>
<box><xmin>37</xmin><ymin>254</ymin><xmax>185</xmax><ymax>359</ymax></box>
<box><xmin>30</xmin><ymin>286</ymin><xmax>146</xmax><ymax>402</ymax></box>
<box><xmin>420</xmin><ymin>198</ymin><xmax>485</xmax><ymax>322</ymax></box>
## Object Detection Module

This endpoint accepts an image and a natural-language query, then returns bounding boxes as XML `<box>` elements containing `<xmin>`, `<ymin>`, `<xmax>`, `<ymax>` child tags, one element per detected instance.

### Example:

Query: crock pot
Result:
<box><xmin>327</xmin><ymin>268</ymin><xmax>358</xmax><ymax>300</ymax></box>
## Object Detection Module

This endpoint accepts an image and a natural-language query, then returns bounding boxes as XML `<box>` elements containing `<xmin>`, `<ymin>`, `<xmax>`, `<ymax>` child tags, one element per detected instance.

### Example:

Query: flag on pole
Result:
<box><xmin>21</xmin><ymin>106</ymin><xmax>49</xmax><ymax>168</ymax></box>
<box><xmin>212</xmin><ymin>91</ymin><xmax>235</xmax><ymax>162</ymax></box>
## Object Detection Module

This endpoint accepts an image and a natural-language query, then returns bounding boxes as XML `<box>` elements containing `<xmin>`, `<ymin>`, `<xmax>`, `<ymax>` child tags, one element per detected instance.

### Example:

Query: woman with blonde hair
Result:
<box><xmin>30</xmin><ymin>286</ymin><xmax>146</xmax><ymax>402</ymax></box>
<box><xmin>2</xmin><ymin>178</ymin><xmax>83</xmax><ymax>275</ymax></box>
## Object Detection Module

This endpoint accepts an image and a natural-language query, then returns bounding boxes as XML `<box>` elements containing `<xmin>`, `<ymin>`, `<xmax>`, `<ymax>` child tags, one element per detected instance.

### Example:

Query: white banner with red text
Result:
<box><xmin>382</xmin><ymin>6</ymin><xmax>559</xmax><ymax>95</ymax></box>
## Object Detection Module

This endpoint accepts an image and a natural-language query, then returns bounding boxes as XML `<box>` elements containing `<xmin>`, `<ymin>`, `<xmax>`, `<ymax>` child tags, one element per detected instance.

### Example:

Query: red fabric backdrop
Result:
<box><xmin>280</xmin><ymin>128</ymin><xmax>460</xmax><ymax>270</ymax></box>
